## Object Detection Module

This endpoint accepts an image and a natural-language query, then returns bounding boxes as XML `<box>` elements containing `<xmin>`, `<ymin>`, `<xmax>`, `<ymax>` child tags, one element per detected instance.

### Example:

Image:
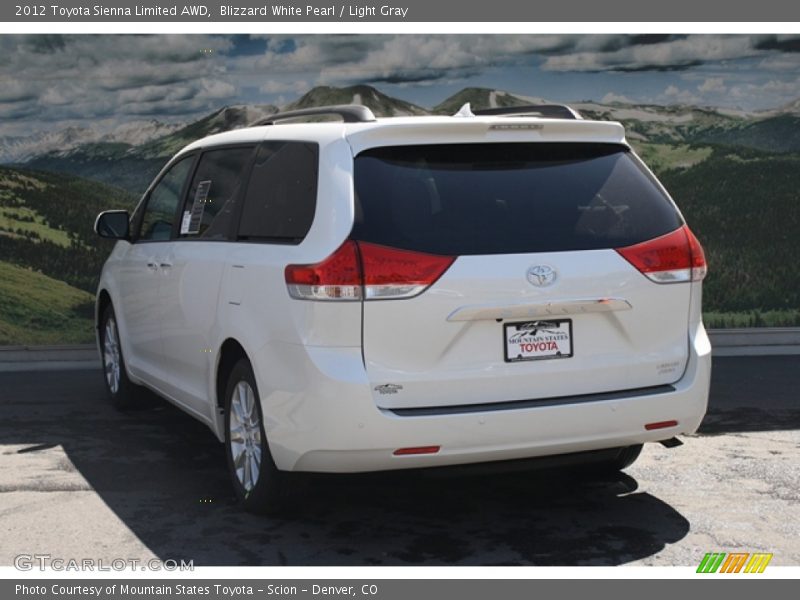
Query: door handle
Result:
<box><xmin>146</xmin><ymin>259</ymin><xmax>158</xmax><ymax>270</ymax></box>
<box><xmin>159</xmin><ymin>261</ymin><xmax>173</xmax><ymax>268</ymax></box>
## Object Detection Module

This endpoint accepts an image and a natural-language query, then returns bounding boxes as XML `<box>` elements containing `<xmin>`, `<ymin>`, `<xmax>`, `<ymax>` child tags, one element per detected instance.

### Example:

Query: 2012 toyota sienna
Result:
<box><xmin>94</xmin><ymin>103</ymin><xmax>711</xmax><ymax>512</ymax></box>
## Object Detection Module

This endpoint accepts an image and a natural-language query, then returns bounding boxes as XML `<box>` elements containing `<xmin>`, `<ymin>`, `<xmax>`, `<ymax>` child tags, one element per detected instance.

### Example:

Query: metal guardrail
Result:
<box><xmin>0</xmin><ymin>344</ymin><xmax>99</xmax><ymax>362</ymax></box>
<box><xmin>709</xmin><ymin>328</ymin><xmax>800</xmax><ymax>357</ymax></box>
<box><xmin>708</xmin><ymin>328</ymin><xmax>800</xmax><ymax>346</ymax></box>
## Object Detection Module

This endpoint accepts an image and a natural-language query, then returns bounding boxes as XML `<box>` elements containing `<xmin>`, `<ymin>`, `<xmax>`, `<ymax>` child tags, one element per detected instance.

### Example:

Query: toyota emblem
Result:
<box><xmin>526</xmin><ymin>265</ymin><xmax>557</xmax><ymax>287</ymax></box>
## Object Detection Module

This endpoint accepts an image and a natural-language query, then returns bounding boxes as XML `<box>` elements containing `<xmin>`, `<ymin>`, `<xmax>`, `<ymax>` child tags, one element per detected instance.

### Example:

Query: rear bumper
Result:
<box><xmin>255</xmin><ymin>325</ymin><xmax>711</xmax><ymax>473</ymax></box>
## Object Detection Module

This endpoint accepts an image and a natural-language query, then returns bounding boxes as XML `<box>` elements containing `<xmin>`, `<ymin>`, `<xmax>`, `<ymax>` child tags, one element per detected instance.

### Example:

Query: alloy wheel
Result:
<box><xmin>228</xmin><ymin>381</ymin><xmax>263</xmax><ymax>492</ymax></box>
<box><xmin>103</xmin><ymin>318</ymin><xmax>121</xmax><ymax>394</ymax></box>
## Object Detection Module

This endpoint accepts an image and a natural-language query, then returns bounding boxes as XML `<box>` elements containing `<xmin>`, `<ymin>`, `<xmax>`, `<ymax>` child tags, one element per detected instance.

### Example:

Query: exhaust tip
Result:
<box><xmin>659</xmin><ymin>437</ymin><xmax>684</xmax><ymax>448</ymax></box>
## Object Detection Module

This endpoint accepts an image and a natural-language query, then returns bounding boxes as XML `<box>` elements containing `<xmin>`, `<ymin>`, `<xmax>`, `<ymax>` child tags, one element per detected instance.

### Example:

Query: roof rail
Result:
<box><xmin>473</xmin><ymin>104</ymin><xmax>581</xmax><ymax>120</ymax></box>
<box><xmin>251</xmin><ymin>104</ymin><xmax>377</xmax><ymax>126</ymax></box>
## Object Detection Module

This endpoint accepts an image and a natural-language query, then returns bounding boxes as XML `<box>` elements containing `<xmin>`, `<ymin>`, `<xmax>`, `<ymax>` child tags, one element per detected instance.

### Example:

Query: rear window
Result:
<box><xmin>352</xmin><ymin>143</ymin><xmax>682</xmax><ymax>255</ymax></box>
<box><xmin>238</xmin><ymin>141</ymin><xmax>319</xmax><ymax>243</ymax></box>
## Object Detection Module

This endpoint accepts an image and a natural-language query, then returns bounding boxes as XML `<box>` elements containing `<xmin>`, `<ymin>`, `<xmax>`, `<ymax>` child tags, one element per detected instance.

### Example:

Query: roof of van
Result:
<box><xmin>178</xmin><ymin>113</ymin><xmax>628</xmax><ymax>158</ymax></box>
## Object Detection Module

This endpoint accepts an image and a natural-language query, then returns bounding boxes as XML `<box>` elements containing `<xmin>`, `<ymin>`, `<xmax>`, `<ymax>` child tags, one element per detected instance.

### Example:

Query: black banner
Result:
<box><xmin>4</xmin><ymin>0</ymin><xmax>800</xmax><ymax>22</ymax></box>
<box><xmin>4</xmin><ymin>579</ymin><xmax>797</xmax><ymax>600</ymax></box>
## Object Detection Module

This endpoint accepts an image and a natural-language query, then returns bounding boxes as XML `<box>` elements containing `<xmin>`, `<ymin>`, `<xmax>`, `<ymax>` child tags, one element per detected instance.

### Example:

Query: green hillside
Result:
<box><xmin>0</xmin><ymin>261</ymin><xmax>95</xmax><ymax>345</ymax></box>
<box><xmin>25</xmin><ymin>151</ymin><xmax>163</xmax><ymax>196</ymax></box>
<box><xmin>690</xmin><ymin>114</ymin><xmax>800</xmax><ymax>154</ymax></box>
<box><xmin>584</xmin><ymin>106</ymin><xmax>741</xmax><ymax>143</ymax></box>
<box><xmin>658</xmin><ymin>146</ymin><xmax>800</xmax><ymax>316</ymax></box>
<box><xmin>0</xmin><ymin>167</ymin><xmax>136</xmax><ymax>293</ymax></box>
<box><xmin>633</xmin><ymin>142</ymin><xmax>713</xmax><ymax>172</ymax></box>
<box><xmin>0</xmin><ymin>204</ymin><xmax>71</xmax><ymax>247</ymax></box>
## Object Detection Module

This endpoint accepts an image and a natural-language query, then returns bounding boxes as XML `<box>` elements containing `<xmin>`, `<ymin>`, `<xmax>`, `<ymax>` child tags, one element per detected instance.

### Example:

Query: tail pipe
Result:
<box><xmin>659</xmin><ymin>437</ymin><xmax>684</xmax><ymax>449</ymax></box>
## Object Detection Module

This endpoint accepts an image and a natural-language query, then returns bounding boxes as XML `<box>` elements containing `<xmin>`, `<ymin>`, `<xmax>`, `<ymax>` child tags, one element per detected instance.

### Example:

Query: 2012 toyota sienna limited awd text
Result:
<box><xmin>94</xmin><ymin>103</ymin><xmax>711</xmax><ymax>512</ymax></box>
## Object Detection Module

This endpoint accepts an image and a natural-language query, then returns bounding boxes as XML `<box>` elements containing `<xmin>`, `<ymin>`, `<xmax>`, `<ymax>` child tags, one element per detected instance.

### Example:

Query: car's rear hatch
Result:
<box><xmin>350</xmin><ymin>142</ymin><xmax>695</xmax><ymax>411</ymax></box>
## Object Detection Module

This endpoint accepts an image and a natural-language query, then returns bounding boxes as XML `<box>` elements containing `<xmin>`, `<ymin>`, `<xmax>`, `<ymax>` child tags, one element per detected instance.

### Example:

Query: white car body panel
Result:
<box><xmin>157</xmin><ymin>240</ymin><xmax>227</xmax><ymax>420</ymax></box>
<box><xmin>361</xmin><ymin>250</ymin><xmax>691</xmax><ymax>411</ymax></box>
<box><xmin>253</xmin><ymin>328</ymin><xmax>709</xmax><ymax>472</ymax></box>
<box><xmin>113</xmin><ymin>241</ymin><xmax>166</xmax><ymax>377</ymax></box>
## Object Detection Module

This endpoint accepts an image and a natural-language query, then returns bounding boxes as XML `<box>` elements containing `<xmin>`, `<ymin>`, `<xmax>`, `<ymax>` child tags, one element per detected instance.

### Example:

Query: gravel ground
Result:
<box><xmin>0</xmin><ymin>356</ymin><xmax>798</xmax><ymax>566</ymax></box>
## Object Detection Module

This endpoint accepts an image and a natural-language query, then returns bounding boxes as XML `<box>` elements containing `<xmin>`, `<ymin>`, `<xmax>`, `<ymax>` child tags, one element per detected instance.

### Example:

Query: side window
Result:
<box><xmin>179</xmin><ymin>147</ymin><xmax>254</xmax><ymax>240</ymax></box>
<box><xmin>139</xmin><ymin>156</ymin><xmax>194</xmax><ymax>242</ymax></box>
<box><xmin>238</xmin><ymin>141</ymin><xmax>319</xmax><ymax>243</ymax></box>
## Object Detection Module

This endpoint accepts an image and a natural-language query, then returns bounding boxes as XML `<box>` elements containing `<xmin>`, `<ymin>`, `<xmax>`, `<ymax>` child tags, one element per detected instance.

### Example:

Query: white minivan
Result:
<box><xmin>94</xmin><ymin>104</ymin><xmax>711</xmax><ymax>512</ymax></box>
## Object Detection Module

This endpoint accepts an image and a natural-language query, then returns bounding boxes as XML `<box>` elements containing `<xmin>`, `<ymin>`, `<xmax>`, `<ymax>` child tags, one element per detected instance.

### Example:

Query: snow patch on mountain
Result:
<box><xmin>102</xmin><ymin>120</ymin><xmax>183</xmax><ymax>146</ymax></box>
<box><xmin>0</xmin><ymin>119</ymin><xmax>182</xmax><ymax>163</ymax></box>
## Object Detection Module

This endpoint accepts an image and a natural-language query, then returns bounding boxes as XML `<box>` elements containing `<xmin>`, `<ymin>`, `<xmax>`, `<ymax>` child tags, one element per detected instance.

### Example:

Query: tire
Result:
<box><xmin>599</xmin><ymin>444</ymin><xmax>643</xmax><ymax>472</ymax></box>
<box><xmin>224</xmin><ymin>358</ymin><xmax>288</xmax><ymax>514</ymax></box>
<box><xmin>99</xmin><ymin>305</ymin><xmax>140</xmax><ymax>410</ymax></box>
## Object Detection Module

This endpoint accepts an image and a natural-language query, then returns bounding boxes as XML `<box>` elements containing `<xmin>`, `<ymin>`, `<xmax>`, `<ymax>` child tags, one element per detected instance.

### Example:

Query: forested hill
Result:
<box><xmin>0</xmin><ymin>167</ymin><xmax>135</xmax><ymax>293</ymax></box>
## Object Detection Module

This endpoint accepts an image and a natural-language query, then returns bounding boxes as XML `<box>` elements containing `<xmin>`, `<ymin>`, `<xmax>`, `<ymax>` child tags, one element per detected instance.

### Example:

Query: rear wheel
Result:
<box><xmin>224</xmin><ymin>358</ymin><xmax>288</xmax><ymax>514</ymax></box>
<box><xmin>597</xmin><ymin>444</ymin><xmax>643</xmax><ymax>472</ymax></box>
<box><xmin>100</xmin><ymin>305</ymin><xmax>140</xmax><ymax>410</ymax></box>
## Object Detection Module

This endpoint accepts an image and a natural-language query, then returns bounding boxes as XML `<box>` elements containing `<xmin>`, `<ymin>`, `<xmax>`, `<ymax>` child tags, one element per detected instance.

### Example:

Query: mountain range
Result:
<box><xmin>0</xmin><ymin>120</ymin><xmax>183</xmax><ymax>164</ymax></box>
<box><xmin>2</xmin><ymin>84</ymin><xmax>800</xmax><ymax>343</ymax></box>
<box><xmin>6</xmin><ymin>84</ymin><xmax>800</xmax><ymax>195</ymax></box>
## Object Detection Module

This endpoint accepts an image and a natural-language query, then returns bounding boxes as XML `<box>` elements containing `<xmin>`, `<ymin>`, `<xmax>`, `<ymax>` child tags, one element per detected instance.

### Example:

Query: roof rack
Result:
<box><xmin>473</xmin><ymin>104</ymin><xmax>581</xmax><ymax>120</ymax></box>
<box><xmin>251</xmin><ymin>104</ymin><xmax>377</xmax><ymax>126</ymax></box>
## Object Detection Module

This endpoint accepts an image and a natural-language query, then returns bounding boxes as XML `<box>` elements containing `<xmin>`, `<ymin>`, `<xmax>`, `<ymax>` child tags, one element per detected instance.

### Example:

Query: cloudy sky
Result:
<box><xmin>2</xmin><ymin>34</ymin><xmax>800</xmax><ymax>135</ymax></box>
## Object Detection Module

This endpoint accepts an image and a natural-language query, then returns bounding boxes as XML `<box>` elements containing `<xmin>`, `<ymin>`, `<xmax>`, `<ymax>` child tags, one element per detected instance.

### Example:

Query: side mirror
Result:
<box><xmin>94</xmin><ymin>210</ymin><xmax>130</xmax><ymax>240</ymax></box>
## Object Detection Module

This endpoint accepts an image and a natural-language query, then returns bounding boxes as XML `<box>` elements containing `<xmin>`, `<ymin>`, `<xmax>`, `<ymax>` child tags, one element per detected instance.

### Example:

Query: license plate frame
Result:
<box><xmin>503</xmin><ymin>319</ymin><xmax>573</xmax><ymax>363</ymax></box>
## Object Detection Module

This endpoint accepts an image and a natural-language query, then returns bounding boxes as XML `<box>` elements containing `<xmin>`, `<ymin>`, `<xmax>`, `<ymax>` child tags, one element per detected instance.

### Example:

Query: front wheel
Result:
<box><xmin>224</xmin><ymin>358</ymin><xmax>288</xmax><ymax>514</ymax></box>
<box><xmin>99</xmin><ymin>305</ymin><xmax>140</xmax><ymax>410</ymax></box>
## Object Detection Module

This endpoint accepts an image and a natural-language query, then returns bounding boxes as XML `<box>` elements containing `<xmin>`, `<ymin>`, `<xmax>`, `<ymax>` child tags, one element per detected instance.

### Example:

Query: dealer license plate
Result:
<box><xmin>504</xmin><ymin>319</ymin><xmax>573</xmax><ymax>362</ymax></box>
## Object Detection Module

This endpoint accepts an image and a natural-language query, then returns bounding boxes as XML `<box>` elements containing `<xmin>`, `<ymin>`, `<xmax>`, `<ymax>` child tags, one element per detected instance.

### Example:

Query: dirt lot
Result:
<box><xmin>1</xmin><ymin>356</ymin><xmax>798</xmax><ymax>566</ymax></box>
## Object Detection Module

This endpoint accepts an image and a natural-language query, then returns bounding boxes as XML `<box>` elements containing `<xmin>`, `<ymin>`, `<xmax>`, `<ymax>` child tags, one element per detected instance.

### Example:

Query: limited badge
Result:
<box><xmin>374</xmin><ymin>384</ymin><xmax>403</xmax><ymax>395</ymax></box>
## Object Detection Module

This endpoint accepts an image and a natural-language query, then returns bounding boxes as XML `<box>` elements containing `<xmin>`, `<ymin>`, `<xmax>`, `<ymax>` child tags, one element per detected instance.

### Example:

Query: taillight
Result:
<box><xmin>616</xmin><ymin>225</ymin><xmax>707</xmax><ymax>284</ymax></box>
<box><xmin>360</xmin><ymin>242</ymin><xmax>455</xmax><ymax>299</ymax></box>
<box><xmin>685</xmin><ymin>227</ymin><xmax>708</xmax><ymax>282</ymax></box>
<box><xmin>285</xmin><ymin>241</ymin><xmax>455</xmax><ymax>301</ymax></box>
<box><xmin>285</xmin><ymin>241</ymin><xmax>362</xmax><ymax>301</ymax></box>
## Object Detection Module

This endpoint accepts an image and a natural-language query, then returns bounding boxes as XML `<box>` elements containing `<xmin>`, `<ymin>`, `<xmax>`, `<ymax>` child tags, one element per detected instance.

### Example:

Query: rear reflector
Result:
<box><xmin>285</xmin><ymin>241</ymin><xmax>454</xmax><ymax>301</ymax></box>
<box><xmin>616</xmin><ymin>225</ymin><xmax>707</xmax><ymax>284</ymax></box>
<box><xmin>645</xmin><ymin>420</ymin><xmax>678</xmax><ymax>431</ymax></box>
<box><xmin>393</xmin><ymin>446</ymin><xmax>441</xmax><ymax>456</ymax></box>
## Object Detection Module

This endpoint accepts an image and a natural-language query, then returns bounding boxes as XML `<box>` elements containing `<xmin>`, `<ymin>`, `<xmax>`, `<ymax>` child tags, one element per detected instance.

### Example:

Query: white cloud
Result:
<box><xmin>601</xmin><ymin>92</ymin><xmax>634</xmax><ymax>104</ymax></box>
<box><xmin>197</xmin><ymin>79</ymin><xmax>236</xmax><ymax>99</ymax></box>
<box><xmin>0</xmin><ymin>35</ymin><xmax>238</xmax><ymax>126</ymax></box>
<box><xmin>0</xmin><ymin>80</ymin><xmax>37</xmax><ymax>103</ymax></box>
<box><xmin>40</xmin><ymin>87</ymin><xmax>72</xmax><ymax>106</ymax></box>
<box><xmin>253</xmin><ymin>35</ymin><xmax>577</xmax><ymax>83</ymax></box>
<box><xmin>662</xmin><ymin>84</ymin><xmax>702</xmax><ymax>105</ymax></box>
<box><xmin>758</xmin><ymin>54</ymin><xmax>800</xmax><ymax>72</ymax></box>
<box><xmin>727</xmin><ymin>78</ymin><xmax>800</xmax><ymax>105</ymax></box>
<box><xmin>543</xmin><ymin>36</ymin><xmax>764</xmax><ymax>72</ymax></box>
<box><xmin>698</xmin><ymin>77</ymin><xmax>727</xmax><ymax>94</ymax></box>
<box><xmin>2</xmin><ymin>33</ymin><xmax>800</xmax><ymax>136</ymax></box>
<box><xmin>259</xmin><ymin>79</ymin><xmax>310</xmax><ymax>94</ymax></box>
